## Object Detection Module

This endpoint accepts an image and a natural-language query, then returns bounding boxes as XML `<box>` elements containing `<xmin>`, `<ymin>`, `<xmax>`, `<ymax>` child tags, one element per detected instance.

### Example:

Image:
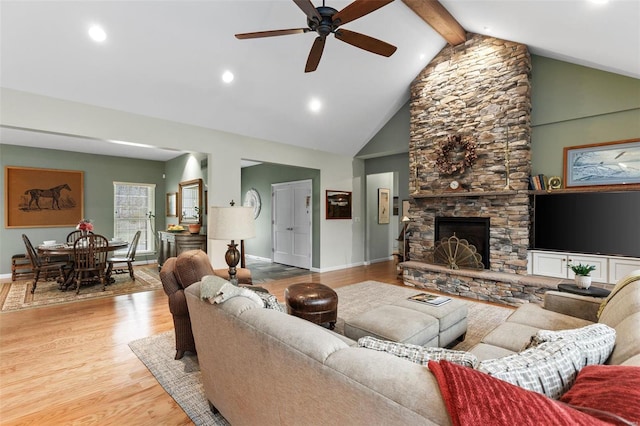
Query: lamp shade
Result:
<box><xmin>401</xmin><ymin>216</ymin><xmax>411</xmax><ymax>223</ymax></box>
<box><xmin>208</xmin><ymin>206</ymin><xmax>256</xmax><ymax>241</ymax></box>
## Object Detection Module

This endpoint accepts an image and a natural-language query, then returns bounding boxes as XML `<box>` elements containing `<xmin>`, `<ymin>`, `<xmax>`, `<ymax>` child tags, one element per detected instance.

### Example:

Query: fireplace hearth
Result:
<box><xmin>435</xmin><ymin>217</ymin><xmax>490</xmax><ymax>269</ymax></box>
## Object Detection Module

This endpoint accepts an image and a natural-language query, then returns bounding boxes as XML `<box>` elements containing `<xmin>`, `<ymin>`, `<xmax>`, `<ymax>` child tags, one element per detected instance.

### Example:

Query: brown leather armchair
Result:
<box><xmin>160</xmin><ymin>249</ymin><xmax>253</xmax><ymax>359</ymax></box>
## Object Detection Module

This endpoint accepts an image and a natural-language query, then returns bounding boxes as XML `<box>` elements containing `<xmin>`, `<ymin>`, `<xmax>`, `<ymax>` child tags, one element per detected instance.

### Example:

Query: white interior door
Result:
<box><xmin>272</xmin><ymin>180</ymin><xmax>312</xmax><ymax>269</ymax></box>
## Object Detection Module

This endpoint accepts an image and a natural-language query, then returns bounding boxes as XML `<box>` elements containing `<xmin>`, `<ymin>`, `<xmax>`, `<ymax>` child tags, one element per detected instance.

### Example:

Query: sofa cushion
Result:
<box><xmin>528</xmin><ymin>323</ymin><xmax>616</xmax><ymax>365</ymax></box>
<box><xmin>477</xmin><ymin>340</ymin><xmax>584</xmax><ymax>399</ymax></box>
<box><xmin>559</xmin><ymin>365</ymin><xmax>640</xmax><ymax>424</ymax></box>
<box><xmin>468</xmin><ymin>343</ymin><xmax>516</xmax><ymax>362</ymax></box>
<box><xmin>429</xmin><ymin>360</ymin><xmax>609</xmax><ymax>426</ymax></box>
<box><xmin>481</xmin><ymin>321</ymin><xmax>542</xmax><ymax>352</ymax></box>
<box><xmin>357</xmin><ymin>336</ymin><xmax>479</xmax><ymax>368</ymax></box>
<box><xmin>506</xmin><ymin>302</ymin><xmax>593</xmax><ymax>330</ymax></box>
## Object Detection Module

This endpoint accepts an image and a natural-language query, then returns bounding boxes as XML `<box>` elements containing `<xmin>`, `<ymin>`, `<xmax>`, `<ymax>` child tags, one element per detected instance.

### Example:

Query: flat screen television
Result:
<box><xmin>532</xmin><ymin>191</ymin><xmax>640</xmax><ymax>258</ymax></box>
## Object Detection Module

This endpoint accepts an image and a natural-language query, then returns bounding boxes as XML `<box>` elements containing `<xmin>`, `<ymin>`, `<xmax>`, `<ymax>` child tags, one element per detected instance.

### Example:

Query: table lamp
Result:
<box><xmin>208</xmin><ymin>206</ymin><xmax>256</xmax><ymax>284</ymax></box>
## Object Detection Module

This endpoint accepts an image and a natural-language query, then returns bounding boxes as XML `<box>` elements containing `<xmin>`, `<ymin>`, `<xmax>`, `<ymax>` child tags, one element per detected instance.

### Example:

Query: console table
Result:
<box><xmin>158</xmin><ymin>231</ymin><xmax>207</xmax><ymax>268</ymax></box>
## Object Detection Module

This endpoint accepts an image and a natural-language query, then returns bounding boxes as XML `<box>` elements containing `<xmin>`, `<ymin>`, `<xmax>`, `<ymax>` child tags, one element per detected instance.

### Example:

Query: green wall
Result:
<box><xmin>356</xmin><ymin>55</ymin><xmax>640</xmax><ymax>189</ymax></box>
<box><xmin>164</xmin><ymin>152</ymin><xmax>208</xmax><ymax>231</ymax></box>
<box><xmin>531</xmin><ymin>55</ymin><xmax>640</xmax><ymax>178</ymax></box>
<box><xmin>0</xmin><ymin>144</ymin><xmax>166</xmax><ymax>274</ymax></box>
<box><xmin>241</xmin><ymin>163</ymin><xmax>321</xmax><ymax>268</ymax></box>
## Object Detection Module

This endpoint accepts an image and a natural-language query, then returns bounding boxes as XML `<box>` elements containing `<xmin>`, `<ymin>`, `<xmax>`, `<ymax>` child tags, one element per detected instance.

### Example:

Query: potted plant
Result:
<box><xmin>188</xmin><ymin>206</ymin><xmax>202</xmax><ymax>234</ymax></box>
<box><xmin>568</xmin><ymin>263</ymin><xmax>596</xmax><ymax>289</ymax></box>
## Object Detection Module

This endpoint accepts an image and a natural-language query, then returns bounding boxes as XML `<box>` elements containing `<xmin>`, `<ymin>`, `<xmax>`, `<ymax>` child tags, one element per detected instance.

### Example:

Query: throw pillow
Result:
<box><xmin>252</xmin><ymin>290</ymin><xmax>285</xmax><ymax>312</ymax></box>
<box><xmin>527</xmin><ymin>323</ymin><xmax>616</xmax><ymax>365</ymax></box>
<box><xmin>429</xmin><ymin>360</ymin><xmax>609</xmax><ymax>426</ymax></box>
<box><xmin>560</xmin><ymin>365</ymin><xmax>640</xmax><ymax>425</ymax></box>
<box><xmin>357</xmin><ymin>336</ymin><xmax>479</xmax><ymax>368</ymax></box>
<box><xmin>199</xmin><ymin>274</ymin><xmax>230</xmax><ymax>300</ymax></box>
<box><xmin>478</xmin><ymin>340</ymin><xmax>584</xmax><ymax>399</ymax></box>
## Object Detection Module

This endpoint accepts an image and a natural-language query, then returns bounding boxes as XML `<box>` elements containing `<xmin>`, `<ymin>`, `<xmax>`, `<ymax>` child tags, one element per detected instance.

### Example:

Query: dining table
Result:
<box><xmin>37</xmin><ymin>240</ymin><xmax>129</xmax><ymax>290</ymax></box>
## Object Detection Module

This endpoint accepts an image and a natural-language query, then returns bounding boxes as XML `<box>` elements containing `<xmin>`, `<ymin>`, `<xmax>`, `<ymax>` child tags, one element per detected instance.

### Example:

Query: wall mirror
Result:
<box><xmin>179</xmin><ymin>178</ymin><xmax>203</xmax><ymax>225</ymax></box>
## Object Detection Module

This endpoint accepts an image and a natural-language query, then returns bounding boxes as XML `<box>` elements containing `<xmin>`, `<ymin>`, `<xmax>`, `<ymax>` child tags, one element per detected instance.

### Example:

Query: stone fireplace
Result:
<box><xmin>401</xmin><ymin>33</ymin><xmax>551</xmax><ymax>306</ymax></box>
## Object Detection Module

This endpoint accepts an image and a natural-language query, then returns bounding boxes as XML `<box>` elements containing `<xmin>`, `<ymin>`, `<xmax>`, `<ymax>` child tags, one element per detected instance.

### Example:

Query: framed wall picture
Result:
<box><xmin>326</xmin><ymin>190</ymin><xmax>352</xmax><ymax>219</ymax></box>
<box><xmin>166</xmin><ymin>192</ymin><xmax>177</xmax><ymax>217</ymax></box>
<box><xmin>564</xmin><ymin>139</ymin><xmax>640</xmax><ymax>188</ymax></box>
<box><xmin>378</xmin><ymin>188</ymin><xmax>390</xmax><ymax>224</ymax></box>
<box><xmin>4</xmin><ymin>166</ymin><xmax>84</xmax><ymax>228</ymax></box>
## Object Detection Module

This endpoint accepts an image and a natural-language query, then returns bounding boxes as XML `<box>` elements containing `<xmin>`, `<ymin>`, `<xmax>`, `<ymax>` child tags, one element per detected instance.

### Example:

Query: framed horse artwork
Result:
<box><xmin>4</xmin><ymin>166</ymin><xmax>84</xmax><ymax>228</ymax></box>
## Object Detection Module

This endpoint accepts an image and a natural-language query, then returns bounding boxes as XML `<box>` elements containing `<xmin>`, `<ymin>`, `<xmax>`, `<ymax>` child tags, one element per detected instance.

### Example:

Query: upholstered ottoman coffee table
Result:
<box><xmin>285</xmin><ymin>283</ymin><xmax>338</xmax><ymax>329</ymax></box>
<box><xmin>344</xmin><ymin>305</ymin><xmax>440</xmax><ymax>346</ymax></box>
<box><xmin>344</xmin><ymin>294</ymin><xmax>468</xmax><ymax>348</ymax></box>
<box><xmin>391</xmin><ymin>297</ymin><xmax>468</xmax><ymax>347</ymax></box>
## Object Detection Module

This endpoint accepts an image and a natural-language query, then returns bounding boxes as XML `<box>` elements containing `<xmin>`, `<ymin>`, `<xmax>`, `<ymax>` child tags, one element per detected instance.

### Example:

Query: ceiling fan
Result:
<box><xmin>235</xmin><ymin>0</ymin><xmax>397</xmax><ymax>73</ymax></box>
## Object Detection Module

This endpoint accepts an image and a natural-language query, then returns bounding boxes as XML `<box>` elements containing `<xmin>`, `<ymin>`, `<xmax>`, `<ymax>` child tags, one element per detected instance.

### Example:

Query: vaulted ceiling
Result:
<box><xmin>1</xmin><ymin>0</ymin><xmax>638</xmax><ymax>160</ymax></box>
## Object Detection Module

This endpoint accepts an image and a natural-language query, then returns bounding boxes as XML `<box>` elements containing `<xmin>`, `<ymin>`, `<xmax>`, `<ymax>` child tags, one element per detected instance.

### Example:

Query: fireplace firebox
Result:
<box><xmin>434</xmin><ymin>217</ymin><xmax>490</xmax><ymax>269</ymax></box>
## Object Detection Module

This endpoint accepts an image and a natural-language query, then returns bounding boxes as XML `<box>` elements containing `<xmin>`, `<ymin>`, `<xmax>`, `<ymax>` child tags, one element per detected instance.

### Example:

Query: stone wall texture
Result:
<box><xmin>407</xmin><ymin>34</ymin><xmax>533</xmax><ymax>301</ymax></box>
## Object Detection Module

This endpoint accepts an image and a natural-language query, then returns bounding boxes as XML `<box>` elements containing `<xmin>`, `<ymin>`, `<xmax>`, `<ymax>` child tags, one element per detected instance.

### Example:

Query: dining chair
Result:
<box><xmin>66</xmin><ymin>230</ymin><xmax>94</xmax><ymax>243</ymax></box>
<box><xmin>106</xmin><ymin>230</ymin><xmax>141</xmax><ymax>280</ymax></box>
<box><xmin>72</xmin><ymin>234</ymin><xmax>110</xmax><ymax>294</ymax></box>
<box><xmin>21</xmin><ymin>234</ymin><xmax>70</xmax><ymax>294</ymax></box>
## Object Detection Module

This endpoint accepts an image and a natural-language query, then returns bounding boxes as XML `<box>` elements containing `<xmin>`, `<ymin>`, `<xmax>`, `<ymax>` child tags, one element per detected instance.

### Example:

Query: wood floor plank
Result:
<box><xmin>0</xmin><ymin>260</ymin><xmax>403</xmax><ymax>425</ymax></box>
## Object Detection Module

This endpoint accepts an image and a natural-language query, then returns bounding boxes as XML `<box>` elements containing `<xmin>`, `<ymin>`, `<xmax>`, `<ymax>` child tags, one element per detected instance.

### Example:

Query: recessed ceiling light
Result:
<box><xmin>309</xmin><ymin>98</ymin><xmax>322</xmax><ymax>113</ymax></box>
<box><xmin>589</xmin><ymin>0</ymin><xmax>609</xmax><ymax>4</ymax></box>
<box><xmin>222</xmin><ymin>70</ymin><xmax>234</xmax><ymax>84</ymax></box>
<box><xmin>88</xmin><ymin>25</ymin><xmax>107</xmax><ymax>42</ymax></box>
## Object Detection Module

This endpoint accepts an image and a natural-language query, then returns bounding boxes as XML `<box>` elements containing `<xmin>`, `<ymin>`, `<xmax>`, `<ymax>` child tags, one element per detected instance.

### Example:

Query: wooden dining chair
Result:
<box><xmin>66</xmin><ymin>230</ymin><xmax>94</xmax><ymax>243</ymax></box>
<box><xmin>72</xmin><ymin>234</ymin><xmax>110</xmax><ymax>294</ymax></box>
<box><xmin>22</xmin><ymin>234</ymin><xmax>69</xmax><ymax>294</ymax></box>
<box><xmin>106</xmin><ymin>230</ymin><xmax>141</xmax><ymax>280</ymax></box>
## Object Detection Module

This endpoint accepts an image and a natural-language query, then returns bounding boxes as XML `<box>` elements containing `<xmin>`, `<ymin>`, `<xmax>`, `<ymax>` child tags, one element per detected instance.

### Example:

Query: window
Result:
<box><xmin>113</xmin><ymin>182</ymin><xmax>156</xmax><ymax>253</ymax></box>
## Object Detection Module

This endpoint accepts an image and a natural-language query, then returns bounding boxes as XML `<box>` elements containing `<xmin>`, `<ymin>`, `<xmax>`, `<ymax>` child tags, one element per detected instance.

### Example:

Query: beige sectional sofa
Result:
<box><xmin>184</xmin><ymin>270</ymin><xmax>640</xmax><ymax>425</ymax></box>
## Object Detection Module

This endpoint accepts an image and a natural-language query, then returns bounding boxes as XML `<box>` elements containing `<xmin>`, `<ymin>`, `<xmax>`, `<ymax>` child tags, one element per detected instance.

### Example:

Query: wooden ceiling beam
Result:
<box><xmin>402</xmin><ymin>0</ymin><xmax>466</xmax><ymax>46</ymax></box>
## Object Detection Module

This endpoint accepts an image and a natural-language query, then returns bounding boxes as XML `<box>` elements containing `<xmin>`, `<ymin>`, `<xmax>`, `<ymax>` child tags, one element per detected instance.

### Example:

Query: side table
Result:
<box><xmin>557</xmin><ymin>283</ymin><xmax>610</xmax><ymax>298</ymax></box>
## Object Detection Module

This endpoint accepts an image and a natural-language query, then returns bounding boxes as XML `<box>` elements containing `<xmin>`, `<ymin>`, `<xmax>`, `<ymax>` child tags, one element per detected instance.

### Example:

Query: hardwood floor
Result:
<box><xmin>0</xmin><ymin>260</ymin><xmax>401</xmax><ymax>425</ymax></box>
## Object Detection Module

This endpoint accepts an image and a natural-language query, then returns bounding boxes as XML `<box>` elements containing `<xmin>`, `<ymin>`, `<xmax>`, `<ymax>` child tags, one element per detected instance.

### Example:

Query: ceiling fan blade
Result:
<box><xmin>235</xmin><ymin>28</ymin><xmax>308</xmax><ymax>39</ymax></box>
<box><xmin>332</xmin><ymin>0</ymin><xmax>394</xmax><ymax>26</ymax></box>
<box><xmin>335</xmin><ymin>28</ymin><xmax>397</xmax><ymax>57</ymax></box>
<box><xmin>305</xmin><ymin>36</ymin><xmax>326</xmax><ymax>73</ymax></box>
<box><xmin>293</xmin><ymin>0</ymin><xmax>322</xmax><ymax>23</ymax></box>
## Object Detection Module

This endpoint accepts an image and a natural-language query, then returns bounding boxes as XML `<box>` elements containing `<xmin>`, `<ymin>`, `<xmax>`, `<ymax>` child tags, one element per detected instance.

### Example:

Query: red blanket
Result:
<box><xmin>428</xmin><ymin>360</ymin><xmax>607</xmax><ymax>426</ymax></box>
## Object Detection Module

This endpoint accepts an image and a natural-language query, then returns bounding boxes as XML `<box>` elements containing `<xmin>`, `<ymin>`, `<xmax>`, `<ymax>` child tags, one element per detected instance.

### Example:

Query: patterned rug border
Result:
<box><xmin>129</xmin><ymin>280</ymin><xmax>515</xmax><ymax>424</ymax></box>
<box><xmin>1</xmin><ymin>268</ymin><xmax>162</xmax><ymax>312</ymax></box>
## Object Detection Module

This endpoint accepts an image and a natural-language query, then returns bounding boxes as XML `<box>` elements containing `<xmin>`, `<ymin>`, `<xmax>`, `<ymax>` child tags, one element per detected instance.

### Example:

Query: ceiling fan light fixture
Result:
<box><xmin>309</xmin><ymin>98</ymin><xmax>322</xmax><ymax>113</ymax></box>
<box><xmin>88</xmin><ymin>25</ymin><xmax>107</xmax><ymax>43</ymax></box>
<box><xmin>222</xmin><ymin>70</ymin><xmax>235</xmax><ymax>83</ymax></box>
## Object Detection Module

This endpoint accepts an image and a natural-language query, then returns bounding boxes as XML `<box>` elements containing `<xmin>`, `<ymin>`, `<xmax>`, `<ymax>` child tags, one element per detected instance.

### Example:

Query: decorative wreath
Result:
<box><xmin>435</xmin><ymin>134</ymin><xmax>478</xmax><ymax>175</ymax></box>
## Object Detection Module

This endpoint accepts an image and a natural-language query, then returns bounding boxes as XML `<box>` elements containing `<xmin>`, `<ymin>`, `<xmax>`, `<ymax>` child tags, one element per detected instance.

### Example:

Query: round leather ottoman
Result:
<box><xmin>285</xmin><ymin>283</ymin><xmax>338</xmax><ymax>329</ymax></box>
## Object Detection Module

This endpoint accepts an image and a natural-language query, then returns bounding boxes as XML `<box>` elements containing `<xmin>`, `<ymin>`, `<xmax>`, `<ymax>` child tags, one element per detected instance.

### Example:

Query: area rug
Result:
<box><xmin>129</xmin><ymin>280</ymin><xmax>515</xmax><ymax>425</ymax></box>
<box><xmin>1</xmin><ymin>267</ymin><xmax>162</xmax><ymax>312</ymax></box>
